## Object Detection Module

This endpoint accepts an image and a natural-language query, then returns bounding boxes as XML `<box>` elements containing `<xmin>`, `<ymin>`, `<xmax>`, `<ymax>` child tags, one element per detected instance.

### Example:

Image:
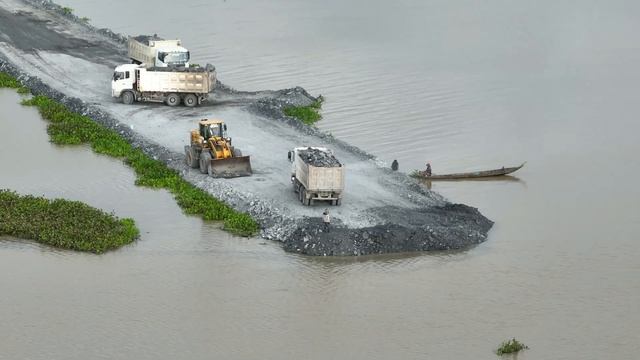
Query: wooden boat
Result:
<box><xmin>411</xmin><ymin>162</ymin><xmax>525</xmax><ymax>180</ymax></box>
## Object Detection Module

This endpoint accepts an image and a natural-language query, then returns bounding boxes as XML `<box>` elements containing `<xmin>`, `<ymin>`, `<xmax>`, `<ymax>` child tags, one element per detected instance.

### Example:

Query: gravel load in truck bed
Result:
<box><xmin>133</xmin><ymin>34</ymin><xmax>164</xmax><ymax>44</ymax></box>
<box><xmin>298</xmin><ymin>148</ymin><xmax>342</xmax><ymax>167</ymax></box>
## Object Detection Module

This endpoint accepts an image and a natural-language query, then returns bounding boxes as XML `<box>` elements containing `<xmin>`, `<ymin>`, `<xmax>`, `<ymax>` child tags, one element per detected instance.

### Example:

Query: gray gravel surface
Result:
<box><xmin>0</xmin><ymin>0</ymin><xmax>494</xmax><ymax>255</ymax></box>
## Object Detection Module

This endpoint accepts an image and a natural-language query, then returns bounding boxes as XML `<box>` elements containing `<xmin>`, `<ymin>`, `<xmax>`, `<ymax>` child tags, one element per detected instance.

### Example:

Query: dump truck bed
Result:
<box><xmin>128</xmin><ymin>36</ymin><xmax>182</xmax><ymax>66</ymax></box>
<box><xmin>294</xmin><ymin>152</ymin><xmax>344</xmax><ymax>192</ymax></box>
<box><xmin>136</xmin><ymin>68</ymin><xmax>216</xmax><ymax>94</ymax></box>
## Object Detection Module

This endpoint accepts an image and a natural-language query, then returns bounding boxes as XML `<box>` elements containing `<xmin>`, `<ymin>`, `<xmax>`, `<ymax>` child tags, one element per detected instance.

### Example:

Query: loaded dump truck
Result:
<box><xmin>288</xmin><ymin>147</ymin><xmax>345</xmax><ymax>206</ymax></box>
<box><xmin>128</xmin><ymin>35</ymin><xmax>190</xmax><ymax>67</ymax></box>
<box><xmin>111</xmin><ymin>63</ymin><xmax>216</xmax><ymax>106</ymax></box>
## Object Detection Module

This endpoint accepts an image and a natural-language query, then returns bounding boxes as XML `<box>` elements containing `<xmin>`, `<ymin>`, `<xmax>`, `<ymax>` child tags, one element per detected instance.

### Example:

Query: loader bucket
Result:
<box><xmin>208</xmin><ymin>156</ymin><xmax>252</xmax><ymax>178</ymax></box>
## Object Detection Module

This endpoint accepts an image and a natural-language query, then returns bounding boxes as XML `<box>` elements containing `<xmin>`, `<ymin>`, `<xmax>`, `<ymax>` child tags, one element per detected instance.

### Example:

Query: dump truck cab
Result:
<box><xmin>111</xmin><ymin>64</ymin><xmax>140</xmax><ymax>98</ymax></box>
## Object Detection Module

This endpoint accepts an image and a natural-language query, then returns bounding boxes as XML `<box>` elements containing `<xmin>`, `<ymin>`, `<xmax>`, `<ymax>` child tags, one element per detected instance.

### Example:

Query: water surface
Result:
<box><xmin>3</xmin><ymin>0</ymin><xmax>640</xmax><ymax>358</ymax></box>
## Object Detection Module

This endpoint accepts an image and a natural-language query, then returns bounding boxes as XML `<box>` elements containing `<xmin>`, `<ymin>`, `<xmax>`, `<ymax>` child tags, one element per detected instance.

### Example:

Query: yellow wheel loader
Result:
<box><xmin>184</xmin><ymin>119</ymin><xmax>252</xmax><ymax>178</ymax></box>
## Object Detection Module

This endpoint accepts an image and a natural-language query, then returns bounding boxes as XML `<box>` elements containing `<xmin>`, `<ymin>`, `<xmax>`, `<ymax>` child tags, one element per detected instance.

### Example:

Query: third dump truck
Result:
<box><xmin>288</xmin><ymin>147</ymin><xmax>345</xmax><ymax>206</ymax></box>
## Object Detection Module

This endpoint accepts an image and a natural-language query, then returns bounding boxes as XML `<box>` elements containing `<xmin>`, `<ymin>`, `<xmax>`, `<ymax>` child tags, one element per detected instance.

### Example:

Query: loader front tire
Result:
<box><xmin>199</xmin><ymin>151</ymin><xmax>211</xmax><ymax>174</ymax></box>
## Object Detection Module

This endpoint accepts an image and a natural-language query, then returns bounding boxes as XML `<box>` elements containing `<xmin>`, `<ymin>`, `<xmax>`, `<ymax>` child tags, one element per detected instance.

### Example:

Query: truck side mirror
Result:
<box><xmin>287</xmin><ymin>151</ymin><xmax>292</xmax><ymax>161</ymax></box>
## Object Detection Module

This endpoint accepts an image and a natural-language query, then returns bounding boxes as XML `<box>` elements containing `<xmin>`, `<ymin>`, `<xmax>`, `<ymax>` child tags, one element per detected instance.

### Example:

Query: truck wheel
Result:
<box><xmin>166</xmin><ymin>93</ymin><xmax>180</xmax><ymax>107</ymax></box>
<box><xmin>199</xmin><ymin>152</ymin><xmax>211</xmax><ymax>174</ymax></box>
<box><xmin>122</xmin><ymin>91</ymin><xmax>135</xmax><ymax>105</ymax></box>
<box><xmin>184</xmin><ymin>94</ymin><xmax>198</xmax><ymax>107</ymax></box>
<box><xmin>299</xmin><ymin>186</ymin><xmax>305</xmax><ymax>204</ymax></box>
<box><xmin>336</xmin><ymin>199</ymin><xmax>342</xmax><ymax>206</ymax></box>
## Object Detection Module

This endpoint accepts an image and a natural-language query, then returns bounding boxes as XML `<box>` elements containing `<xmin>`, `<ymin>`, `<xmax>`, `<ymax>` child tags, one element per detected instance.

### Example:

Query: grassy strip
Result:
<box><xmin>0</xmin><ymin>72</ymin><xmax>259</xmax><ymax>236</ymax></box>
<box><xmin>0</xmin><ymin>72</ymin><xmax>30</xmax><ymax>94</ymax></box>
<box><xmin>496</xmin><ymin>338</ymin><xmax>528</xmax><ymax>355</ymax></box>
<box><xmin>283</xmin><ymin>96</ymin><xmax>324</xmax><ymax>125</ymax></box>
<box><xmin>0</xmin><ymin>190</ymin><xmax>139</xmax><ymax>253</ymax></box>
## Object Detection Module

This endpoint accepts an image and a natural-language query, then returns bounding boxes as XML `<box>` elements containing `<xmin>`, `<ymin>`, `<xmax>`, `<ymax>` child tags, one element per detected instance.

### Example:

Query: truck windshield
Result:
<box><xmin>158</xmin><ymin>51</ymin><xmax>190</xmax><ymax>66</ymax></box>
<box><xmin>113</xmin><ymin>71</ymin><xmax>125</xmax><ymax>81</ymax></box>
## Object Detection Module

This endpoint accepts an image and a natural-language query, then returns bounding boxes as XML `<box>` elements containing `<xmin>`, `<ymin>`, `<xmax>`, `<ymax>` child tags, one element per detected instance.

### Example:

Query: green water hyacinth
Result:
<box><xmin>0</xmin><ymin>190</ymin><xmax>139</xmax><ymax>253</ymax></box>
<box><xmin>283</xmin><ymin>96</ymin><xmax>324</xmax><ymax>125</ymax></box>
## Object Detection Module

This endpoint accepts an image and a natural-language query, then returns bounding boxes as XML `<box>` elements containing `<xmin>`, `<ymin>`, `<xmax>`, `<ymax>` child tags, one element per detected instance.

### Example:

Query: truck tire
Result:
<box><xmin>299</xmin><ymin>186</ymin><xmax>305</xmax><ymax>203</ymax></box>
<box><xmin>199</xmin><ymin>151</ymin><xmax>211</xmax><ymax>174</ymax></box>
<box><xmin>184</xmin><ymin>146</ymin><xmax>199</xmax><ymax>168</ymax></box>
<box><xmin>166</xmin><ymin>93</ymin><xmax>180</xmax><ymax>107</ymax></box>
<box><xmin>122</xmin><ymin>91</ymin><xmax>135</xmax><ymax>105</ymax></box>
<box><xmin>184</xmin><ymin>94</ymin><xmax>198</xmax><ymax>107</ymax></box>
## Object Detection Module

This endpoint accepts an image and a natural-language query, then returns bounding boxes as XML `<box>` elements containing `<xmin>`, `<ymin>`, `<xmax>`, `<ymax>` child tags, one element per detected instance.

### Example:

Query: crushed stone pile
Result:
<box><xmin>298</xmin><ymin>147</ymin><xmax>341</xmax><ymax>167</ymax></box>
<box><xmin>133</xmin><ymin>34</ymin><xmax>164</xmax><ymax>44</ymax></box>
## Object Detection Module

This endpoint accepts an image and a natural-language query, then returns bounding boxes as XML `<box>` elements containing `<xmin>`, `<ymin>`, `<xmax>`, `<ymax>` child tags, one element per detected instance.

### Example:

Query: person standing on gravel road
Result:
<box><xmin>391</xmin><ymin>160</ymin><xmax>399</xmax><ymax>171</ymax></box>
<box><xmin>322</xmin><ymin>209</ymin><xmax>331</xmax><ymax>233</ymax></box>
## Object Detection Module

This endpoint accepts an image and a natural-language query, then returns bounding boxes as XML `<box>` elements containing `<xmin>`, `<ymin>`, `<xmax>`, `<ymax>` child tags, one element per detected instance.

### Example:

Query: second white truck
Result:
<box><xmin>128</xmin><ymin>35</ymin><xmax>190</xmax><ymax>68</ymax></box>
<box><xmin>288</xmin><ymin>147</ymin><xmax>345</xmax><ymax>206</ymax></box>
<box><xmin>111</xmin><ymin>63</ymin><xmax>216</xmax><ymax>106</ymax></box>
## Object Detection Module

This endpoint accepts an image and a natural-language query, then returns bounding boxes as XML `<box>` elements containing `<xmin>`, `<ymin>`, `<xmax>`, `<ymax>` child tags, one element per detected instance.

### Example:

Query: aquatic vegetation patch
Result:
<box><xmin>0</xmin><ymin>72</ymin><xmax>258</xmax><ymax>236</ymax></box>
<box><xmin>496</xmin><ymin>338</ymin><xmax>528</xmax><ymax>355</ymax></box>
<box><xmin>0</xmin><ymin>190</ymin><xmax>139</xmax><ymax>253</ymax></box>
<box><xmin>283</xmin><ymin>96</ymin><xmax>324</xmax><ymax>125</ymax></box>
<box><xmin>0</xmin><ymin>72</ymin><xmax>29</xmax><ymax>94</ymax></box>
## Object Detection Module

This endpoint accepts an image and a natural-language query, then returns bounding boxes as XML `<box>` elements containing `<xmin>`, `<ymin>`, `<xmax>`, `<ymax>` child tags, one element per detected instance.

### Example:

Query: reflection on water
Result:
<box><xmin>5</xmin><ymin>0</ymin><xmax>640</xmax><ymax>358</ymax></box>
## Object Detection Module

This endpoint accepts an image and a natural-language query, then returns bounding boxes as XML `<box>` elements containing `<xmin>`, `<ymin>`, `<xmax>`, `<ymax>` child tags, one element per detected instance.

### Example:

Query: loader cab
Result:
<box><xmin>199</xmin><ymin>120</ymin><xmax>228</xmax><ymax>141</ymax></box>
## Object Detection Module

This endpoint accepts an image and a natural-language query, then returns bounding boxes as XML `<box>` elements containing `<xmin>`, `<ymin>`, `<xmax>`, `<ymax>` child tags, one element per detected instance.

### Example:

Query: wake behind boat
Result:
<box><xmin>411</xmin><ymin>163</ymin><xmax>525</xmax><ymax>180</ymax></box>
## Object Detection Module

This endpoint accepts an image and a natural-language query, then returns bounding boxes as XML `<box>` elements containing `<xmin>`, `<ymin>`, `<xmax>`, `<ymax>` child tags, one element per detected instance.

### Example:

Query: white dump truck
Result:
<box><xmin>111</xmin><ymin>63</ymin><xmax>216</xmax><ymax>106</ymax></box>
<box><xmin>288</xmin><ymin>147</ymin><xmax>345</xmax><ymax>206</ymax></box>
<box><xmin>128</xmin><ymin>35</ymin><xmax>190</xmax><ymax>67</ymax></box>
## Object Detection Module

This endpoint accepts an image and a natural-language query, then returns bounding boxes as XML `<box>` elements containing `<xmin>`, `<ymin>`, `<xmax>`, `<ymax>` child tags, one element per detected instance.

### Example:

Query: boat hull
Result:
<box><xmin>411</xmin><ymin>163</ymin><xmax>525</xmax><ymax>180</ymax></box>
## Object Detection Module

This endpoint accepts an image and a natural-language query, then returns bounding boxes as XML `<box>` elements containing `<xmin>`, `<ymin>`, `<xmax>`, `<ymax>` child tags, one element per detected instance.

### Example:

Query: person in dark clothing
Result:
<box><xmin>425</xmin><ymin>162</ymin><xmax>432</xmax><ymax>177</ymax></box>
<box><xmin>322</xmin><ymin>209</ymin><xmax>331</xmax><ymax>233</ymax></box>
<box><xmin>391</xmin><ymin>159</ymin><xmax>399</xmax><ymax>171</ymax></box>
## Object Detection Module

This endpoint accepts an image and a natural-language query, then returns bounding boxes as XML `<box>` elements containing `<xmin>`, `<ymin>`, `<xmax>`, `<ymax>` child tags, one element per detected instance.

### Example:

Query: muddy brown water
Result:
<box><xmin>2</xmin><ymin>0</ymin><xmax>640</xmax><ymax>358</ymax></box>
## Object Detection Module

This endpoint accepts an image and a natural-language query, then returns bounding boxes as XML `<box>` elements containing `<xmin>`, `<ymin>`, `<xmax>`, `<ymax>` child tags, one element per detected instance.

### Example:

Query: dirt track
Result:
<box><xmin>0</xmin><ymin>0</ymin><xmax>493</xmax><ymax>255</ymax></box>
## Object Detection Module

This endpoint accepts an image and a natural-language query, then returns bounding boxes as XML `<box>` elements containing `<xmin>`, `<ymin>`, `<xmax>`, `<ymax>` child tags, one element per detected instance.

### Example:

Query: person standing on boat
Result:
<box><xmin>425</xmin><ymin>162</ymin><xmax>432</xmax><ymax>177</ymax></box>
